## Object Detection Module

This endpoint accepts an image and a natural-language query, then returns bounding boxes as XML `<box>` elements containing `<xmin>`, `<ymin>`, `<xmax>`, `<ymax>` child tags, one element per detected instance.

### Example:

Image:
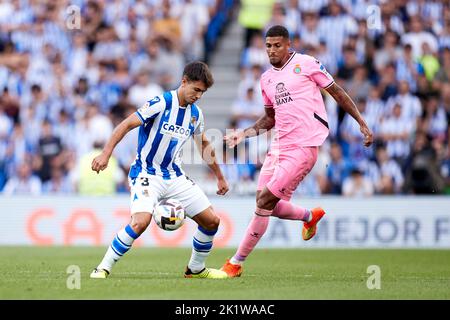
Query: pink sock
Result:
<box><xmin>271</xmin><ymin>200</ymin><xmax>310</xmax><ymax>221</ymax></box>
<box><xmin>233</xmin><ymin>208</ymin><xmax>272</xmax><ymax>263</ymax></box>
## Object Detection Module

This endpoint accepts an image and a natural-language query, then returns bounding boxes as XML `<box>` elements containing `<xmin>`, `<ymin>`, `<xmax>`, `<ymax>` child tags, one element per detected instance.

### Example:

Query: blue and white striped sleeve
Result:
<box><xmin>136</xmin><ymin>95</ymin><xmax>165</xmax><ymax>124</ymax></box>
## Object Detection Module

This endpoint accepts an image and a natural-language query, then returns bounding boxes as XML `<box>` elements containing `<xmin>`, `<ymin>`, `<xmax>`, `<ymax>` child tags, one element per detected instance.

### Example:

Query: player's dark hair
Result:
<box><xmin>183</xmin><ymin>61</ymin><xmax>214</xmax><ymax>88</ymax></box>
<box><xmin>265</xmin><ymin>25</ymin><xmax>290</xmax><ymax>39</ymax></box>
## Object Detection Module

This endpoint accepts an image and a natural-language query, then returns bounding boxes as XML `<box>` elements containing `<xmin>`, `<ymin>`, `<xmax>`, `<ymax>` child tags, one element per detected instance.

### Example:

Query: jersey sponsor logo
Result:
<box><xmin>275</xmin><ymin>82</ymin><xmax>293</xmax><ymax>106</ymax></box>
<box><xmin>145</xmin><ymin>97</ymin><xmax>161</xmax><ymax>108</ymax></box>
<box><xmin>276</xmin><ymin>82</ymin><xmax>287</xmax><ymax>93</ymax></box>
<box><xmin>315</xmin><ymin>58</ymin><xmax>331</xmax><ymax>76</ymax></box>
<box><xmin>161</xmin><ymin>122</ymin><xmax>191</xmax><ymax>139</ymax></box>
<box><xmin>320</xmin><ymin>64</ymin><xmax>329</xmax><ymax>75</ymax></box>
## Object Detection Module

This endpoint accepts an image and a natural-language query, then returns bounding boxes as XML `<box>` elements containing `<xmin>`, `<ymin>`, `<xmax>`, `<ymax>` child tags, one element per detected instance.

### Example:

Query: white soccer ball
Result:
<box><xmin>153</xmin><ymin>198</ymin><xmax>186</xmax><ymax>231</ymax></box>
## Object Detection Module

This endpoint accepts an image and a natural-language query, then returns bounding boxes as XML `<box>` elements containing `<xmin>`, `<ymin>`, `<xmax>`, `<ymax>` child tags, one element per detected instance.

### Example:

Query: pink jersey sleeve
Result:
<box><xmin>260</xmin><ymin>78</ymin><xmax>273</xmax><ymax>107</ymax></box>
<box><xmin>309</xmin><ymin>57</ymin><xmax>334</xmax><ymax>89</ymax></box>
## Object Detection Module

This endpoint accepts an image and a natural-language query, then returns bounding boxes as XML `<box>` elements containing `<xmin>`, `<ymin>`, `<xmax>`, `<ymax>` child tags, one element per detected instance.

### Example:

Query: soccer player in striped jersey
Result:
<box><xmin>90</xmin><ymin>61</ymin><xmax>229</xmax><ymax>279</ymax></box>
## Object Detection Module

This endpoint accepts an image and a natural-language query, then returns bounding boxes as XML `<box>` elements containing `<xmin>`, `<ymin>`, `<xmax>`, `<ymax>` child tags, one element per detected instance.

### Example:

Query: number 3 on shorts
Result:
<box><xmin>140</xmin><ymin>177</ymin><xmax>149</xmax><ymax>186</ymax></box>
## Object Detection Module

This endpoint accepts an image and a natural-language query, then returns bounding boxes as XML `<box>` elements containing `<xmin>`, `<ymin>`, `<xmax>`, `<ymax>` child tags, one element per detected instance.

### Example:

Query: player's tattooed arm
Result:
<box><xmin>91</xmin><ymin>113</ymin><xmax>142</xmax><ymax>173</ymax></box>
<box><xmin>325</xmin><ymin>82</ymin><xmax>374</xmax><ymax>147</ymax></box>
<box><xmin>224</xmin><ymin>107</ymin><xmax>275</xmax><ymax>148</ymax></box>
<box><xmin>244</xmin><ymin>107</ymin><xmax>275</xmax><ymax>137</ymax></box>
<box><xmin>195</xmin><ymin>133</ymin><xmax>229</xmax><ymax>195</ymax></box>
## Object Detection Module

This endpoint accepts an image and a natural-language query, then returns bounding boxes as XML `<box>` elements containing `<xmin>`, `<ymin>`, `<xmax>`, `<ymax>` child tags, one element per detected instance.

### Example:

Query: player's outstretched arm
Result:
<box><xmin>91</xmin><ymin>113</ymin><xmax>142</xmax><ymax>173</ymax></box>
<box><xmin>325</xmin><ymin>82</ymin><xmax>374</xmax><ymax>147</ymax></box>
<box><xmin>195</xmin><ymin>133</ymin><xmax>229</xmax><ymax>195</ymax></box>
<box><xmin>224</xmin><ymin>107</ymin><xmax>275</xmax><ymax>148</ymax></box>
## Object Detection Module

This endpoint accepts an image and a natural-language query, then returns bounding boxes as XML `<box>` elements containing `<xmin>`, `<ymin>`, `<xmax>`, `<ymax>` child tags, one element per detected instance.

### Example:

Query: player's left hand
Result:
<box><xmin>360</xmin><ymin>123</ymin><xmax>373</xmax><ymax>147</ymax></box>
<box><xmin>216</xmin><ymin>178</ymin><xmax>229</xmax><ymax>195</ymax></box>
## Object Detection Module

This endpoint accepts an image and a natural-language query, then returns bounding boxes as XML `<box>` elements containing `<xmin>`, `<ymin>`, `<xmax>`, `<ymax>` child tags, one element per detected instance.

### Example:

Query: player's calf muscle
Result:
<box><xmin>130</xmin><ymin>213</ymin><xmax>151</xmax><ymax>234</ymax></box>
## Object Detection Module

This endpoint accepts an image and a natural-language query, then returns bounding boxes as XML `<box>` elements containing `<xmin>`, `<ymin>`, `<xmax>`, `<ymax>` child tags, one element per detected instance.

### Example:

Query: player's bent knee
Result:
<box><xmin>256</xmin><ymin>197</ymin><xmax>274</xmax><ymax>210</ymax></box>
<box><xmin>203</xmin><ymin>215</ymin><xmax>220</xmax><ymax>231</ymax></box>
<box><xmin>256</xmin><ymin>190</ymin><xmax>279</xmax><ymax>210</ymax></box>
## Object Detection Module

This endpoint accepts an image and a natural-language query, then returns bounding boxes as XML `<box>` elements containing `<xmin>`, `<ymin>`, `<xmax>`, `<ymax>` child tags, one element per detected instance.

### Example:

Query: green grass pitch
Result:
<box><xmin>0</xmin><ymin>247</ymin><xmax>449</xmax><ymax>299</ymax></box>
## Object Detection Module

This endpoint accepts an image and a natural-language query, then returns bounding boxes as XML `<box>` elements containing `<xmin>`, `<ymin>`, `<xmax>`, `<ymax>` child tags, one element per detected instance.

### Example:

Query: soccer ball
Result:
<box><xmin>153</xmin><ymin>198</ymin><xmax>186</xmax><ymax>231</ymax></box>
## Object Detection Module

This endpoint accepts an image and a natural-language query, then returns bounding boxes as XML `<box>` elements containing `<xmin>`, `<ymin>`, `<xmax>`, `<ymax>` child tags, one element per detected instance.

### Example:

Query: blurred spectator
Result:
<box><xmin>299</xmin><ymin>11</ymin><xmax>321</xmax><ymax>48</ymax></box>
<box><xmin>230</xmin><ymin>87</ymin><xmax>263</xmax><ymax>129</ymax></box>
<box><xmin>128</xmin><ymin>68</ymin><xmax>163</xmax><ymax>108</ymax></box>
<box><xmin>379</xmin><ymin>103</ymin><xmax>414</xmax><ymax>167</ymax></box>
<box><xmin>42</xmin><ymin>167</ymin><xmax>74</xmax><ymax>194</ymax></box>
<box><xmin>219</xmin><ymin>143</ymin><xmax>257</xmax><ymax>187</ymax></box>
<box><xmin>143</xmin><ymin>39</ymin><xmax>184</xmax><ymax>91</ymax></box>
<box><xmin>0</xmin><ymin>88</ymin><xmax>19</xmax><ymax>123</ymax></box>
<box><xmin>378</xmin><ymin>63</ymin><xmax>398</xmax><ymax>101</ymax></box>
<box><xmin>401</xmin><ymin>15</ymin><xmax>438</xmax><ymax>60</ymax></box>
<box><xmin>404</xmin><ymin>131</ymin><xmax>445</xmax><ymax>194</ymax></box>
<box><xmin>173</xmin><ymin>0</ymin><xmax>210</xmax><ymax>61</ymax></box>
<box><xmin>318</xmin><ymin>1</ymin><xmax>358</xmax><ymax>63</ymax></box>
<box><xmin>365</xmin><ymin>86</ymin><xmax>385</xmax><ymax>128</ymax></box>
<box><xmin>385</xmin><ymin>80</ymin><xmax>422</xmax><ymax>129</ymax></box>
<box><xmin>340</xmin><ymin>97</ymin><xmax>376</xmax><ymax>164</ymax></box>
<box><xmin>367</xmin><ymin>145</ymin><xmax>404</xmax><ymax>194</ymax></box>
<box><xmin>284</xmin><ymin>0</ymin><xmax>301</xmax><ymax>35</ymax></box>
<box><xmin>342</xmin><ymin>167</ymin><xmax>375</xmax><ymax>197</ymax></box>
<box><xmin>419</xmin><ymin>96</ymin><xmax>448</xmax><ymax>141</ymax></box>
<box><xmin>433</xmin><ymin>47</ymin><xmax>450</xmax><ymax>91</ymax></box>
<box><xmin>419</xmin><ymin>42</ymin><xmax>440</xmax><ymax>82</ymax></box>
<box><xmin>241</xmin><ymin>34</ymin><xmax>267</xmax><ymax>69</ymax></box>
<box><xmin>239</xmin><ymin>0</ymin><xmax>276</xmax><ymax>48</ymax></box>
<box><xmin>374</xmin><ymin>30</ymin><xmax>402</xmax><ymax>75</ymax></box>
<box><xmin>85</xmin><ymin>103</ymin><xmax>113</xmax><ymax>152</ymax></box>
<box><xmin>71</xmin><ymin>140</ymin><xmax>123</xmax><ymax>195</ymax></box>
<box><xmin>326</xmin><ymin>142</ymin><xmax>354</xmax><ymax>194</ymax></box>
<box><xmin>395</xmin><ymin>44</ymin><xmax>424</xmax><ymax>91</ymax></box>
<box><xmin>336</xmin><ymin>46</ymin><xmax>359</xmax><ymax>81</ymax></box>
<box><xmin>152</xmin><ymin>1</ymin><xmax>181</xmax><ymax>47</ymax></box>
<box><xmin>33</xmin><ymin>120</ymin><xmax>64</xmax><ymax>183</ymax></box>
<box><xmin>2</xmin><ymin>162</ymin><xmax>42</xmax><ymax>195</ymax></box>
<box><xmin>345</xmin><ymin>65</ymin><xmax>372</xmax><ymax>102</ymax></box>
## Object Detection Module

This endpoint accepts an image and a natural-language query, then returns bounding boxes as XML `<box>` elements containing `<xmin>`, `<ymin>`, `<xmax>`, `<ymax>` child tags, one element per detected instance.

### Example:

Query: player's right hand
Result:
<box><xmin>223</xmin><ymin>130</ymin><xmax>245</xmax><ymax>148</ymax></box>
<box><xmin>91</xmin><ymin>153</ymin><xmax>110</xmax><ymax>174</ymax></box>
<box><xmin>360</xmin><ymin>123</ymin><xmax>374</xmax><ymax>147</ymax></box>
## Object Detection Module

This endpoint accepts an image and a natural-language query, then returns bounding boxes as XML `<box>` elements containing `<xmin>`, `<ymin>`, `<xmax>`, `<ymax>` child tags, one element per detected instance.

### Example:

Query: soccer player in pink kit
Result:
<box><xmin>221</xmin><ymin>25</ymin><xmax>373</xmax><ymax>277</ymax></box>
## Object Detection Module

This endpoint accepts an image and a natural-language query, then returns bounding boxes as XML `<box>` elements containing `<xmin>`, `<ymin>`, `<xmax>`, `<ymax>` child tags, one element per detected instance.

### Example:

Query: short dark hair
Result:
<box><xmin>183</xmin><ymin>61</ymin><xmax>214</xmax><ymax>88</ymax></box>
<box><xmin>265</xmin><ymin>25</ymin><xmax>290</xmax><ymax>39</ymax></box>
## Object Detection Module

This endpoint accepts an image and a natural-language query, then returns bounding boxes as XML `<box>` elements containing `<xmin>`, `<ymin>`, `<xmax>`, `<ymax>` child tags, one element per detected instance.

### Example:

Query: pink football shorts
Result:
<box><xmin>257</xmin><ymin>146</ymin><xmax>318</xmax><ymax>201</ymax></box>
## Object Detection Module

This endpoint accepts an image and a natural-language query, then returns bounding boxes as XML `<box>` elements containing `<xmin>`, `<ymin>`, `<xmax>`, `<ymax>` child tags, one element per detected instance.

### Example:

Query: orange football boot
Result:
<box><xmin>220</xmin><ymin>259</ymin><xmax>243</xmax><ymax>277</ymax></box>
<box><xmin>302</xmin><ymin>207</ymin><xmax>326</xmax><ymax>241</ymax></box>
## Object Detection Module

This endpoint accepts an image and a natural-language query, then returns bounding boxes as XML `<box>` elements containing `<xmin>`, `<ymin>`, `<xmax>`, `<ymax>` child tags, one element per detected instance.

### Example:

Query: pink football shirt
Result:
<box><xmin>260</xmin><ymin>52</ymin><xmax>334</xmax><ymax>148</ymax></box>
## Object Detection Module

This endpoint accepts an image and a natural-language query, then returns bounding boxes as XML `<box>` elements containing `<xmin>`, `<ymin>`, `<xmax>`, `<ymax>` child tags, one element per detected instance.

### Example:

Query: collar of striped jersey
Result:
<box><xmin>272</xmin><ymin>51</ymin><xmax>296</xmax><ymax>71</ymax></box>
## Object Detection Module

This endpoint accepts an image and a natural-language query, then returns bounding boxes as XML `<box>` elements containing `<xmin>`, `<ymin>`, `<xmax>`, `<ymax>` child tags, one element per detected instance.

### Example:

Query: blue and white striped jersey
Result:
<box><xmin>129</xmin><ymin>90</ymin><xmax>204</xmax><ymax>180</ymax></box>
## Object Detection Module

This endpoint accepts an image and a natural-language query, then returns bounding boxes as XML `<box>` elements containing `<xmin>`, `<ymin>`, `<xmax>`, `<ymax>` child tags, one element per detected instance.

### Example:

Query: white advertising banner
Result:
<box><xmin>0</xmin><ymin>196</ymin><xmax>449</xmax><ymax>248</ymax></box>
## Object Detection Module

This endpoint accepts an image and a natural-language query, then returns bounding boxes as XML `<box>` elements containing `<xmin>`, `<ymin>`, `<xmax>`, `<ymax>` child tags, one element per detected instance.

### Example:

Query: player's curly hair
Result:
<box><xmin>265</xmin><ymin>25</ymin><xmax>290</xmax><ymax>39</ymax></box>
<box><xmin>183</xmin><ymin>61</ymin><xmax>214</xmax><ymax>89</ymax></box>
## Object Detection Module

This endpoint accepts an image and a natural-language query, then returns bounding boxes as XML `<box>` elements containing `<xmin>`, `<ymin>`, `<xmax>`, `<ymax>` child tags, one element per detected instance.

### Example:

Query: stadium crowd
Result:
<box><xmin>0</xmin><ymin>0</ymin><xmax>449</xmax><ymax>197</ymax></box>
<box><xmin>0</xmin><ymin>0</ymin><xmax>233</xmax><ymax>195</ymax></box>
<box><xmin>224</xmin><ymin>0</ymin><xmax>450</xmax><ymax>196</ymax></box>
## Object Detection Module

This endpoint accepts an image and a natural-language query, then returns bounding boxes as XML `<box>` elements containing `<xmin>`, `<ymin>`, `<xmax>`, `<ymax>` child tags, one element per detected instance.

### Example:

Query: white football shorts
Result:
<box><xmin>128</xmin><ymin>174</ymin><xmax>211</xmax><ymax>218</ymax></box>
